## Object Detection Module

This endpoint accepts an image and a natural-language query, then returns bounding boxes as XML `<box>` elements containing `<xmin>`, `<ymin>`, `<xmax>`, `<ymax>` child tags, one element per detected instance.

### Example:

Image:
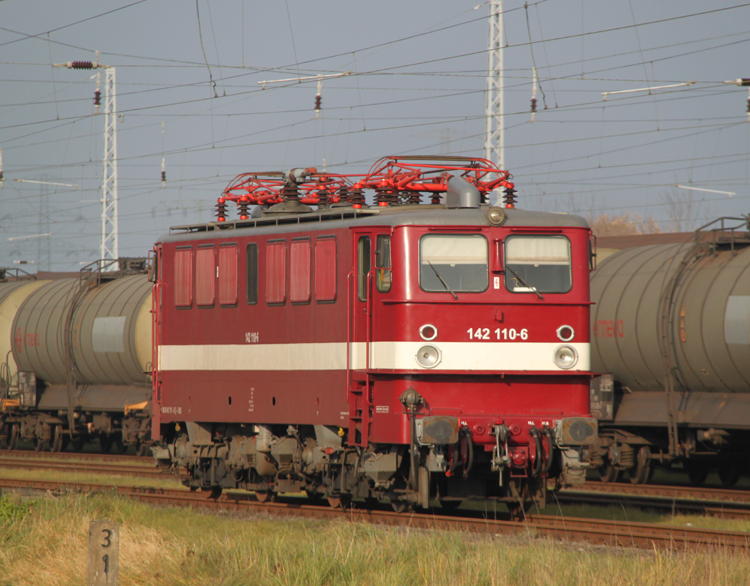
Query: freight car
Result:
<box><xmin>151</xmin><ymin>156</ymin><xmax>598</xmax><ymax>514</ymax></box>
<box><xmin>0</xmin><ymin>260</ymin><xmax>153</xmax><ymax>455</ymax></box>
<box><xmin>590</xmin><ymin>218</ymin><xmax>750</xmax><ymax>486</ymax></box>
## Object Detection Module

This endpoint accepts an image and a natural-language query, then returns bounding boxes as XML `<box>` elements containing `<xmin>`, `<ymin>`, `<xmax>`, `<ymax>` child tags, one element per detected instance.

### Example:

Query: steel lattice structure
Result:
<box><xmin>100</xmin><ymin>67</ymin><xmax>119</xmax><ymax>271</ymax></box>
<box><xmin>483</xmin><ymin>0</ymin><xmax>504</xmax><ymax>174</ymax></box>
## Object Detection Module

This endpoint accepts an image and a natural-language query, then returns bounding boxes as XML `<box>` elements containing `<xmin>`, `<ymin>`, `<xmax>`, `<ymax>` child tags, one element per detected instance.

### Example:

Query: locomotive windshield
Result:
<box><xmin>419</xmin><ymin>234</ymin><xmax>488</xmax><ymax>293</ymax></box>
<box><xmin>504</xmin><ymin>235</ymin><xmax>572</xmax><ymax>294</ymax></box>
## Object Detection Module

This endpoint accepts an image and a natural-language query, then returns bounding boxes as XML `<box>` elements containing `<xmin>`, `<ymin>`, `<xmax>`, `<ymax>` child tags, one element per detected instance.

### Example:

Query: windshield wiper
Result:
<box><xmin>427</xmin><ymin>261</ymin><xmax>458</xmax><ymax>300</ymax></box>
<box><xmin>505</xmin><ymin>265</ymin><xmax>544</xmax><ymax>300</ymax></box>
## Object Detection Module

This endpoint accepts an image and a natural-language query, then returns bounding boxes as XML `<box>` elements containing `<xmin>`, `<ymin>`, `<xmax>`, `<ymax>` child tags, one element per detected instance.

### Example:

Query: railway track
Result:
<box><xmin>0</xmin><ymin>453</ymin><xmax>165</xmax><ymax>478</ymax></box>
<box><xmin>4</xmin><ymin>450</ymin><xmax>750</xmax><ymax>519</ymax></box>
<box><xmin>1</xmin><ymin>477</ymin><xmax>748</xmax><ymax>552</ymax></box>
<box><xmin>1</xmin><ymin>449</ymin><xmax>152</xmax><ymax>464</ymax></box>
<box><xmin>555</xmin><ymin>482</ymin><xmax>750</xmax><ymax>519</ymax></box>
<box><xmin>577</xmin><ymin>480</ymin><xmax>750</xmax><ymax>504</ymax></box>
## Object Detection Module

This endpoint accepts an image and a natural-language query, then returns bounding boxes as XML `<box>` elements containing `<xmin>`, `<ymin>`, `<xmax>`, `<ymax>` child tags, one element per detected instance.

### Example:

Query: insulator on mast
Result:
<box><xmin>161</xmin><ymin>157</ymin><xmax>166</xmax><ymax>187</ymax></box>
<box><xmin>70</xmin><ymin>61</ymin><xmax>95</xmax><ymax>69</ymax></box>
<box><xmin>94</xmin><ymin>72</ymin><xmax>102</xmax><ymax>114</ymax></box>
<box><xmin>315</xmin><ymin>78</ymin><xmax>323</xmax><ymax>120</ymax></box>
<box><xmin>530</xmin><ymin>67</ymin><xmax>538</xmax><ymax>122</ymax></box>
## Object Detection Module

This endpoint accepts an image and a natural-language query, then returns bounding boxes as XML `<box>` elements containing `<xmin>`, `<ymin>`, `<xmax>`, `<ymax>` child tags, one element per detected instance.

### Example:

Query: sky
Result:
<box><xmin>1</xmin><ymin>0</ymin><xmax>749</xmax><ymax>270</ymax></box>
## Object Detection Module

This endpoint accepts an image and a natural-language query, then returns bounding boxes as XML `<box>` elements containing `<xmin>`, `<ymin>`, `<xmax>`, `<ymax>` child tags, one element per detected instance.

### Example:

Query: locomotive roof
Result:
<box><xmin>157</xmin><ymin>205</ymin><xmax>589</xmax><ymax>244</ymax></box>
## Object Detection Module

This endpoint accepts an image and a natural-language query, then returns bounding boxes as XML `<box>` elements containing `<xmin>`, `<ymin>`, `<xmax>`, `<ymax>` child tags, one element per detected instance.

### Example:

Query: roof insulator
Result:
<box><xmin>503</xmin><ymin>184</ymin><xmax>517</xmax><ymax>209</ymax></box>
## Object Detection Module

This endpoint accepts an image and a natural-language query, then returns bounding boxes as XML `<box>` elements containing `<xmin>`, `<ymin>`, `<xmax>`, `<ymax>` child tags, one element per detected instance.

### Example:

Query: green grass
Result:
<box><xmin>1</xmin><ymin>492</ymin><xmax>750</xmax><ymax>586</ymax></box>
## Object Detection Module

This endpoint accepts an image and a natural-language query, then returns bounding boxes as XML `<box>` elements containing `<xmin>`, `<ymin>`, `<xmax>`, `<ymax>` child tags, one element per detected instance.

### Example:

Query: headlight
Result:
<box><xmin>553</xmin><ymin>345</ymin><xmax>578</xmax><ymax>369</ymax></box>
<box><xmin>486</xmin><ymin>206</ymin><xmax>507</xmax><ymax>226</ymax></box>
<box><xmin>415</xmin><ymin>345</ymin><xmax>442</xmax><ymax>368</ymax></box>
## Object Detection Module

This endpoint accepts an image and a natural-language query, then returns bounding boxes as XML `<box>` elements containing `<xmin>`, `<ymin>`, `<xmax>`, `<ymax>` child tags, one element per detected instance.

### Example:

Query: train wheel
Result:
<box><xmin>305</xmin><ymin>489</ymin><xmax>323</xmax><ymax>502</ymax></box>
<box><xmin>71</xmin><ymin>437</ymin><xmax>84</xmax><ymax>452</ymax></box>
<box><xmin>99</xmin><ymin>435</ymin><xmax>113</xmax><ymax>454</ymax></box>
<box><xmin>50</xmin><ymin>426</ymin><xmax>63</xmax><ymax>453</ymax></box>
<box><xmin>506</xmin><ymin>500</ymin><xmax>531</xmax><ymax>522</ymax></box>
<box><xmin>390</xmin><ymin>500</ymin><xmax>413</xmax><ymax>514</ymax></box>
<box><xmin>718</xmin><ymin>461</ymin><xmax>742</xmax><ymax>488</ymax></box>
<box><xmin>439</xmin><ymin>499</ymin><xmax>463</xmax><ymax>511</ymax></box>
<box><xmin>327</xmin><ymin>494</ymin><xmax>351</xmax><ymax>510</ymax></box>
<box><xmin>136</xmin><ymin>442</ymin><xmax>151</xmax><ymax>457</ymax></box>
<box><xmin>255</xmin><ymin>491</ymin><xmax>276</xmax><ymax>503</ymax></box>
<box><xmin>8</xmin><ymin>425</ymin><xmax>19</xmax><ymax>451</ymax></box>
<box><xmin>628</xmin><ymin>446</ymin><xmax>651</xmax><ymax>485</ymax></box>
<box><xmin>599</xmin><ymin>464</ymin><xmax>619</xmax><ymax>483</ymax></box>
<box><xmin>201</xmin><ymin>486</ymin><xmax>222</xmax><ymax>500</ymax></box>
<box><xmin>34</xmin><ymin>437</ymin><xmax>48</xmax><ymax>452</ymax></box>
<box><xmin>115</xmin><ymin>437</ymin><xmax>127</xmax><ymax>454</ymax></box>
<box><xmin>684</xmin><ymin>460</ymin><xmax>709</xmax><ymax>486</ymax></box>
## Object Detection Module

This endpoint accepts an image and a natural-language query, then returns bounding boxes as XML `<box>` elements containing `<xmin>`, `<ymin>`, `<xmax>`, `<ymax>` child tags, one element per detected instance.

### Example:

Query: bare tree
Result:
<box><xmin>587</xmin><ymin>212</ymin><xmax>662</xmax><ymax>237</ymax></box>
<box><xmin>659</xmin><ymin>186</ymin><xmax>708</xmax><ymax>232</ymax></box>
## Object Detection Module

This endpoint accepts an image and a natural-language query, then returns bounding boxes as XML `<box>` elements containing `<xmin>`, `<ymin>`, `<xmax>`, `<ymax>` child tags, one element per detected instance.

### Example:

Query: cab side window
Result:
<box><xmin>375</xmin><ymin>235</ymin><xmax>391</xmax><ymax>293</ymax></box>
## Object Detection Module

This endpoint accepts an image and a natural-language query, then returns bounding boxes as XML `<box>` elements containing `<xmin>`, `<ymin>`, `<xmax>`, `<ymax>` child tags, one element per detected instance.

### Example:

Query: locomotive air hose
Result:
<box><xmin>542</xmin><ymin>427</ymin><xmax>555</xmax><ymax>475</ymax></box>
<box><xmin>530</xmin><ymin>428</ymin><xmax>543</xmax><ymax>478</ymax></box>
<box><xmin>462</xmin><ymin>428</ymin><xmax>474</xmax><ymax>479</ymax></box>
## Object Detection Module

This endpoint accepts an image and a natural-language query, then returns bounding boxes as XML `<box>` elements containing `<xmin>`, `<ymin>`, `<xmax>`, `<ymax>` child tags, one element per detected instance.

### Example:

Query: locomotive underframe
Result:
<box><xmin>154</xmin><ymin>419</ymin><xmax>592</xmax><ymax>515</ymax></box>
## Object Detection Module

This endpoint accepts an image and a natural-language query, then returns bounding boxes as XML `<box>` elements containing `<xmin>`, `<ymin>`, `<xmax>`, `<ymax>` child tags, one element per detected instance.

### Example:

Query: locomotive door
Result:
<box><xmin>348</xmin><ymin>230</ymin><xmax>391</xmax><ymax>446</ymax></box>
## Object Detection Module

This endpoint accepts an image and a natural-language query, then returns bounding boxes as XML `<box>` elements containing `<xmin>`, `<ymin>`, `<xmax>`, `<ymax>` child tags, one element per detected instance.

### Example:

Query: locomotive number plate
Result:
<box><xmin>467</xmin><ymin>327</ymin><xmax>529</xmax><ymax>341</ymax></box>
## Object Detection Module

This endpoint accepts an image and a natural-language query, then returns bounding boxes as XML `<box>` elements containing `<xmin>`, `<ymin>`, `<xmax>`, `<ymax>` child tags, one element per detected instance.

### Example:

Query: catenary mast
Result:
<box><xmin>54</xmin><ymin>54</ymin><xmax>119</xmax><ymax>271</ymax></box>
<box><xmin>483</xmin><ymin>0</ymin><xmax>504</xmax><ymax>179</ymax></box>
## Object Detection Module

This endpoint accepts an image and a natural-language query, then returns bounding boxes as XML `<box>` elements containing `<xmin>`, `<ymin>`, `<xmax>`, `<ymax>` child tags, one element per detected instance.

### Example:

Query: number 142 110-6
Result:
<box><xmin>468</xmin><ymin>327</ymin><xmax>529</xmax><ymax>341</ymax></box>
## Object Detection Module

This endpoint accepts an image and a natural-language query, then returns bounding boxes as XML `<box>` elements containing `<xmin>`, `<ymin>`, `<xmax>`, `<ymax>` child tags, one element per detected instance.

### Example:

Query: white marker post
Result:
<box><xmin>88</xmin><ymin>520</ymin><xmax>119</xmax><ymax>585</ymax></box>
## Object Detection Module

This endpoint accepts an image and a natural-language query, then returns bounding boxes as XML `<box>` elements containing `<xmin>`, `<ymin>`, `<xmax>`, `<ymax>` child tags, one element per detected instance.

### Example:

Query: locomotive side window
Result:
<box><xmin>174</xmin><ymin>247</ymin><xmax>193</xmax><ymax>307</ymax></box>
<box><xmin>246</xmin><ymin>243</ymin><xmax>258</xmax><ymax>305</ymax></box>
<box><xmin>195</xmin><ymin>246</ymin><xmax>216</xmax><ymax>307</ymax></box>
<box><xmin>290</xmin><ymin>239</ymin><xmax>312</xmax><ymax>304</ymax></box>
<box><xmin>358</xmin><ymin>236</ymin><xmax>371</xmax><ymax>301</ymax></box>
<box><xmin>419</xmin><ymin>235</ymin><xmax>488</xmax><ymax>293</ymax></box>
<box><xmin>504</xmin><ymin>235</ymin><xmax>572</xmax><ymax>294</ymax></box>
<box><xmin>375</xmin><ymin>235</ymin><xmax>391</xmax><ymax>293</ymax></box>
<box><xmin>315</xmin><ymin>237</ymin><xmax>337</xmax><ymax>303</ymax></box>
<box><xmin>218</xmin><ymin>244</ymin><xmax>238</xmax><ymax>306</ymax></box>
<box><xmin>266</xmin><ymin>240</ymin><xmax>287</xmax><ymax>305</ymax></box>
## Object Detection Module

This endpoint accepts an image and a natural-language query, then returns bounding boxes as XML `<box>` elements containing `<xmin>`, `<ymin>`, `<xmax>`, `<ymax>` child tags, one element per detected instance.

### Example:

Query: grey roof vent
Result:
<box><xmin>444</xmin><ymin>175</ymin><xmax>480</xmax><ymax>208</ymax></box>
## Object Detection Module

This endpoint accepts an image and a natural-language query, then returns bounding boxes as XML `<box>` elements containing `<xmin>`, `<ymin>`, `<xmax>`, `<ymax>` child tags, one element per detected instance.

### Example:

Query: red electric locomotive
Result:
<box><xmin>151</xmin><ymin>156</ymin><xmax>597</xmax><ymax>515</ymax></box>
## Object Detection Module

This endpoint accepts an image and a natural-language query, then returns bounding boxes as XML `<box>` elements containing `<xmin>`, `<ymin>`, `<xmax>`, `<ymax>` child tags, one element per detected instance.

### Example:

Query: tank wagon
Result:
<box><xmin>590</xmin><ymin>218</ymin><xmax>750</xmax><ymax>486</ymax></box>
<box><xmin>151</xmin><ymin>156</ymin><xmax>598</xmax><ymax>514</ymax></box>
<box><xmin>0</xmin><ymin>260</ymin><xmax>153</xmax><ymax>454</ymax></box>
